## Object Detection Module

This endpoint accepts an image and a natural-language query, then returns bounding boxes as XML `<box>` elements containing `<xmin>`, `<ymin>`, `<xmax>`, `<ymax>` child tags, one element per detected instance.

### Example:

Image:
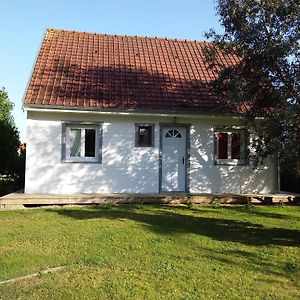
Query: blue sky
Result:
<box><xmin>0</xmin><ymin>0</ymin><xmax>222</xmax><ymax>142</ymax></box>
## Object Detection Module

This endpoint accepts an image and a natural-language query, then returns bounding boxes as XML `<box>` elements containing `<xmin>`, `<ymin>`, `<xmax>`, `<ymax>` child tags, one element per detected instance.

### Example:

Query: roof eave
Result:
<box><xmin>24</xmin><ymin>103</ymin><xmax>244</xmax><ymax>119</ymax></box>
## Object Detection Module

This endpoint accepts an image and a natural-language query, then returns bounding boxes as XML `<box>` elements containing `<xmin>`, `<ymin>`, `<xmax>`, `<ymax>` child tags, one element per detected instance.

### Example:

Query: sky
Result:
<box><xmin>0</xmin><ymin>0</ymin><xmax>223</xmax><ymax>142</ymax></box>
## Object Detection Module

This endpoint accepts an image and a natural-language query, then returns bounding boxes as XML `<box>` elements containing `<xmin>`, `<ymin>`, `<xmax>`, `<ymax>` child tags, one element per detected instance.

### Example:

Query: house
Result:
<box><xmin>23</xmin><ymin>29</ymin><xmax>277</xmax><ymax>194</ymax></box>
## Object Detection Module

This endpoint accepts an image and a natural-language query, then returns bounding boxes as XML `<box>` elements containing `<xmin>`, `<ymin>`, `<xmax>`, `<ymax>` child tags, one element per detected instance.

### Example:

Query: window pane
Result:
<box><xmin>165</xmin><ymin>131</ymin><xmax>172</xmax><ymax>138</ymax></box>
<box><xmin>166</xmin><ymin>129</ymin><xmax>181</xmax><ymax>138</ymax></box>
<box><xmin>85</xmin><ymin>129</ymin><xmax>96</xmax><ymax>157</ymax></box>
<box><xmin>138</xmin><ymin>126</ymin><xmax>152</xmax><ymax>146</ymax></box>
<box><xmin>174</xmin><ymin>130</ymin><xmax>181</xmax><ymax>138</ymax></box>
<box><xmin>218</xmin><ymin>132</ymin><xmax>228</xmax><ymax>159</ymax></box>
<box><xmin>231</xmin><ymin>133</ymin><xmax>241</xmax><ymax>159</ymax></box>
<box><xmin>70</xmin><ymin>129</ymin><xmax>81</xmax><ymax>157</ymax></box>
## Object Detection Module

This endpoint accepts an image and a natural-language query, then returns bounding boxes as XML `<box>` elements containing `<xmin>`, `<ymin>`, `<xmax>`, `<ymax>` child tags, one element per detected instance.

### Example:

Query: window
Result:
<box><xmin>165</xmin><ymin>129</ymin><xmax>181</xmax><ymax>138</ymax></box>
<box><xmin>62</xmin><ymin>122</ymin><xmax>102</xmax><ymax>163</ymax></box>
<box><xmin>135</xmin><ymin>124</ymin><xmax>154</xmax><ymax>147</ymax></box>
<box><xmin>214</xmin><ymin>128</ymin><xmax>247</xmax><ymax>165</ymax></box>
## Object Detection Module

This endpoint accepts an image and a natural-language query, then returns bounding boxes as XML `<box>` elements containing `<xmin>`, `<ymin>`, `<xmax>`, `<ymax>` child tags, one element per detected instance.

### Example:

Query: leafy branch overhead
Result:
<box><xmin>205</xmin><ymin>0</ymin><xmax>300</xmax><ymax>165</ymax></box>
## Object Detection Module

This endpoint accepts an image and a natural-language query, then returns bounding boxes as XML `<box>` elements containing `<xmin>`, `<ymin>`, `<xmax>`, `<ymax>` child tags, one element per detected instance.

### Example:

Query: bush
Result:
<box><xmin>0</xmin><ymin>177</ymin><xmax>16</xmax><ymax>196</ymax></box>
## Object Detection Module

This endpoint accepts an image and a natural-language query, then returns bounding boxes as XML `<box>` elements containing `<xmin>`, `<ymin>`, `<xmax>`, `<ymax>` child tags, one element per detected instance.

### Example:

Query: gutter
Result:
<box><xmin>24</xmin><ymin>105</ymin><xmax>245</xmax><ymax>120</ymax></box>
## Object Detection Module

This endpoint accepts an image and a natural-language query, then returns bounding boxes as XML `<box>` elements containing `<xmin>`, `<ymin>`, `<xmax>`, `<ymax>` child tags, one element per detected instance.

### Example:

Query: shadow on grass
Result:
<box><xmin>221</xmin><ymin>205</ymin><xmax>300</xmax><ymax>221</ymax></box>
<box><xmin>50</xmin><ymin>206</ymin><xmax>300</xmax><ymax>247</ymax></box>
<box><xmin>201</xmin><ymin>247</ymin><xmax>300</xmax><ymax>281</ymax></box>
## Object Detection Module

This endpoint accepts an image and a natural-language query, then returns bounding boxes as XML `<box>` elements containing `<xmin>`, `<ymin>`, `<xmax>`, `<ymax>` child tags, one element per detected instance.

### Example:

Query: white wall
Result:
<box><xmin>189</xmin><ymin>123</ymin><xmax>277</xmax><ymax>194</ymax></box>
<box><xmin>25</xmin><ymin>112</ymin><xmax>160</xmax><ymax>193</ymax></box>
<box><xmin>25</xmin><ymin>111</ymin><xmax>277</xmax><ymax>194</ymax></box>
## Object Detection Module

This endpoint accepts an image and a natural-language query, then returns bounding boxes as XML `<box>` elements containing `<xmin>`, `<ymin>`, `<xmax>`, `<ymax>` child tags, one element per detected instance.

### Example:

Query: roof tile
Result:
<box><xmin>24</xmin><ymin>29</ymin><xmax>241</xmax><ymax>114</ymax></box>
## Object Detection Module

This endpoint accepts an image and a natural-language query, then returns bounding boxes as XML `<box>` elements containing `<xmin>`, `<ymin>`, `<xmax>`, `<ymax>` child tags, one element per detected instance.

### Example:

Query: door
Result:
<box><xmin>161</xmin><ymin>126</ymin><xmax>187</xmax><ymax>192</ymax></box>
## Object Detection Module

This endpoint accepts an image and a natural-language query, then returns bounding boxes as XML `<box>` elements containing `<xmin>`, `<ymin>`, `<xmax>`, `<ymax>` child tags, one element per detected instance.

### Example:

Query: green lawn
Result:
<box><xmin>0</xmin><ymin>204</ymin><xmax>299</xmax><ymax>299</ymax></box>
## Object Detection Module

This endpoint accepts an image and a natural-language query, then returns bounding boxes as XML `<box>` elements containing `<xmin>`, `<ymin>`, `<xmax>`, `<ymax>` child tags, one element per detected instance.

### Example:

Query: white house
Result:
<box><xmin>23</xmin><ymin>29</ymin><xmax>278</xmax><ymax>194</ymax></box>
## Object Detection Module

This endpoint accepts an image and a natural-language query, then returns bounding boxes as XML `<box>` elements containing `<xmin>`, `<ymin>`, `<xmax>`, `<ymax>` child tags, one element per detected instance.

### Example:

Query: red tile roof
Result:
<box><xmin>24</xmin><ymin>29</ymin><xmax>241</xmax><ymax>114</ymax></box>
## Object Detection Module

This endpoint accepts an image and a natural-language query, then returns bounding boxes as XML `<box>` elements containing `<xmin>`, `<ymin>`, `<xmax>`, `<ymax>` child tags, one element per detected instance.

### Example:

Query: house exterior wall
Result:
<box><xmin>25</xmin><ymin>111</ymin><xmax>277</xmax><ymax>194</ymax></box>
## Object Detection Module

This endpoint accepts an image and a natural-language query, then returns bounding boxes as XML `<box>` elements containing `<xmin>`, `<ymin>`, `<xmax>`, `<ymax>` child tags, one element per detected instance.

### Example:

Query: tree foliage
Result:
<box><xmin>205</xmin><ymin>0</ymin><xmax>300</xmax><ymax>167</ymax></box>
<box><xmin>0</xmin><ymin>88</ymin><xmax>15</xmax><ymax>124</ymax></box>
<box><xmin>0</xmin><ymin>88</ymin><xmax>24</xmax><ymax>191</ymax></box>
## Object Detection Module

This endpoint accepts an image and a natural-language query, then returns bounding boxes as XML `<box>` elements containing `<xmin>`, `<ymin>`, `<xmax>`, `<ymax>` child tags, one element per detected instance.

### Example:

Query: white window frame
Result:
<box><xmin>214</xmin><ymin>127</ymin><xmax>247</xmax><ymax>165</ymax></box>
<box><xmin>62</xmin><ymin>122</ymin><xmax>102</xmax><ymax>163</ymax></box>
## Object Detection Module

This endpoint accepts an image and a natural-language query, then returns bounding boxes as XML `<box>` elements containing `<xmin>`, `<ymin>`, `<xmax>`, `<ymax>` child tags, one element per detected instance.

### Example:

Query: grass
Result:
<box><xmin>0</xmin><ymin>204</ymin><xmax>299</xmax><ymax>299</ymax></box>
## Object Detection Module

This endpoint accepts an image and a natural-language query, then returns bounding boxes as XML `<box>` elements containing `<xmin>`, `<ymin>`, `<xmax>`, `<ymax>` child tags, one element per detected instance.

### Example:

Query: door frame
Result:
<box><xmin>159</xmin><ymin>123</ymin><xmax>190</xmax><ymax>193</ymax></box>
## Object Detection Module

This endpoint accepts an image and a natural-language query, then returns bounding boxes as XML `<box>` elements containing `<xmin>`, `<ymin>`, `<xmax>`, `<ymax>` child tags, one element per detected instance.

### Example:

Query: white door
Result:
<box><xmin>161</xmin><ymin>127</ymin><xmax>187</xmax><ymax>192</ymax></box>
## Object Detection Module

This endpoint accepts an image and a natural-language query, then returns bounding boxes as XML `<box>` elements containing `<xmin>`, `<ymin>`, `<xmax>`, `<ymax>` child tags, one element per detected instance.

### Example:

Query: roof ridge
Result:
<box><xmin>45</xmin><ymin>28</ymin><xmax>213</xmax><ymax>45</ymax></box>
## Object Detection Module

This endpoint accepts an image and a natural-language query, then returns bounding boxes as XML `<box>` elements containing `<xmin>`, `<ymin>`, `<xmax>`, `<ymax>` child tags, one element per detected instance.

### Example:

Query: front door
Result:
<box><xmin>161</xmin><ymin>126</ymin><xmax>187</xmax><ymax>192</ymax></box>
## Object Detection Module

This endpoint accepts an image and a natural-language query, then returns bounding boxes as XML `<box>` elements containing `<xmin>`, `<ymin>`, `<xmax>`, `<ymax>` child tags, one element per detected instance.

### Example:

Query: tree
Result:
<box><xmin>205</xmin><ymin>0</ymin><xmax>300</xmax><ymax>166</ymax></box>
<box><xmin>0</xmin><ymin>87</ymin><xmax>15</xmax><ymax>124</ymax></box>
<box><xmin>0</xmin><ymin>88</ymin><xmax>24</xmax><ymax>191</ymax></box>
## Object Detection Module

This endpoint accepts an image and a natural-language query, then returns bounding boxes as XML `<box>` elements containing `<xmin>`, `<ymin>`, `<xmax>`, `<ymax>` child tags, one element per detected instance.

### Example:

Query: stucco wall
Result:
<box><xmin>25</xmin><ymin>111</ymin><xmax>277</xmax><ymax>194</ymax></box>
<box><xmin>189</xmin><ymin>123</ymin><xmax>277</xmax><ymax>193</ymax></box>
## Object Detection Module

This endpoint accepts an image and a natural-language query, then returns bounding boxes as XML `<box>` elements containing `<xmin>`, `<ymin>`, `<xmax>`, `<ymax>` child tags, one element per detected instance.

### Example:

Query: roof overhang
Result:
<box><xmin>24</xmin><ymin>104</ymin><xmax>245</xmax><ymax>120</ymax></box>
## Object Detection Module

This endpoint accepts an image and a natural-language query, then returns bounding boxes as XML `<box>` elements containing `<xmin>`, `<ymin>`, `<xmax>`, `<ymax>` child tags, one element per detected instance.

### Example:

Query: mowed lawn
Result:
<box><xmin>0</xmin><ymin>205</ymin><xmax>299</xmax><ymax>299</ymax></box>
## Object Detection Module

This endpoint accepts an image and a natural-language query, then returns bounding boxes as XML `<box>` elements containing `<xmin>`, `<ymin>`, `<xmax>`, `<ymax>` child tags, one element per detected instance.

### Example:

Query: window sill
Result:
<box><xmin>214</xmin><ymin>159</ymin><xmax>247</xmax><ymax>166</ymax></box>
<box><xmin>135</xmin><ymin>145</ymin><xmax>154</xmax><ymax>148</ymax></box>
<box><xmin>62</xmin><ymin>158</ymin><xmax>101</xmax><ymax>164</ymax></box>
